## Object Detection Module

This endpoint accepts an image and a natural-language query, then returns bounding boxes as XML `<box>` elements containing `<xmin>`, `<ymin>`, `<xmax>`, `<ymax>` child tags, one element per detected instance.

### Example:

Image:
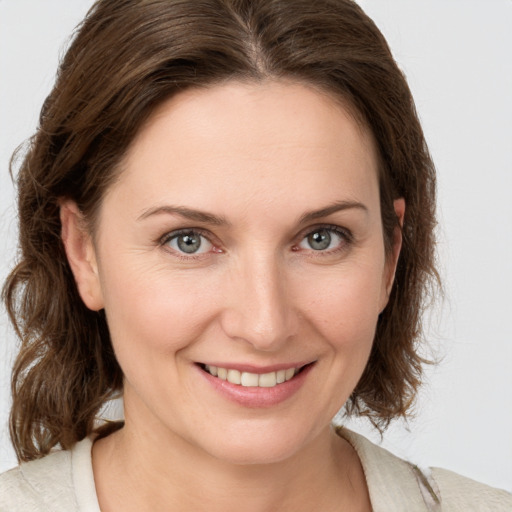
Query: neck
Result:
<box><xmin>92</xmin><ymin>409</ymin><xmax>370</xmax><ymax>512</ymax></box>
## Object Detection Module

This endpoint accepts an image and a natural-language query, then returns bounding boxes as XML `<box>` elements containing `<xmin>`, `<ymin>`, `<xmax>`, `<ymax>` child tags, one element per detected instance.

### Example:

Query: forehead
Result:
<box><xmin>108</xmin><ymin>80</ymin><xmax>380</xmax><ymax>218</ymax></box>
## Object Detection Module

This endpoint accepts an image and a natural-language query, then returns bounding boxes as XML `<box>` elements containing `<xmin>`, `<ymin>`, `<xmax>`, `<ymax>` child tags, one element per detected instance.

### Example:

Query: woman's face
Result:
<box><xmin>68</xmin><ymin>81</ymin><xmax>402</xmax><ymax>465</ymax></box>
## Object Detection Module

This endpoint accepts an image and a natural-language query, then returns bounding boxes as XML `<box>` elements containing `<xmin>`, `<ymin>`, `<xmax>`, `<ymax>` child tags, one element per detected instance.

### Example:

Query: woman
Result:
<box><xmin>1</xmin><ymin>0</ymin><xmax>511</xmax><ymax>510</ymax></box>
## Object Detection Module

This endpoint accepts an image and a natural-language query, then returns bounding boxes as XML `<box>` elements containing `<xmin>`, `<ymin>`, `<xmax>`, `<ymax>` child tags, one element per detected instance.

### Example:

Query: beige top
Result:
<box><xmin>1</xmin><ymin>429</ymin><xmax>511</xmax><ymax>511</ymax></box>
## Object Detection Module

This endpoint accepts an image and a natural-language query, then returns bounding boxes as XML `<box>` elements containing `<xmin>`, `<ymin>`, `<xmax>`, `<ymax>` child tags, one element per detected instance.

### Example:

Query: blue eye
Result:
<box><xmin>165</xmin><ymin>230</ymin><xmax>213</xmax><ymax>254</ymax></box>
<box><xmin>298</xmin><ymin>228</ymin><xmax>348</xmax><ymax>252</ymax></box>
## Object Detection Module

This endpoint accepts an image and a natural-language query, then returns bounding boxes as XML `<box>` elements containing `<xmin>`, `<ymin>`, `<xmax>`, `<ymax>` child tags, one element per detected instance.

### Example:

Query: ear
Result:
<box><xmin>380</xmin><ymin>198</ymin><xmax>405</xmax><ymax>311</ymax></box>
<box><xmin>60</xmin><ymin>200</ymin><xmax>104</xmax><ymax>311</ymax></box>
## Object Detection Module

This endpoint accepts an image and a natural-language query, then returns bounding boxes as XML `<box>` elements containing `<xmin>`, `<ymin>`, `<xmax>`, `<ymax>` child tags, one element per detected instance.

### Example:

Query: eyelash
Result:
<box><xmin>159</xmin><ymin>224</ymin><xmax>353</xmax><ymax>260</ymax></box>
<box><xmin>159</xmin><ymin>228</ymin><xmax>219</xmax><ymax>261</ymax></box>
<box><xmin>294</xmin><ymin>224</ymin><xmax>353</xmax><ymax>256</ymax></box>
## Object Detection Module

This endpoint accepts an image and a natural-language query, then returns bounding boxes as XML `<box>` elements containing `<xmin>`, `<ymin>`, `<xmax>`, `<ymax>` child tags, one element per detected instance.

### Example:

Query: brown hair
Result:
<box><xmin>4</xmin><ymin>0</ymin><xmax>438</xmax><ymax>462</ymax></box>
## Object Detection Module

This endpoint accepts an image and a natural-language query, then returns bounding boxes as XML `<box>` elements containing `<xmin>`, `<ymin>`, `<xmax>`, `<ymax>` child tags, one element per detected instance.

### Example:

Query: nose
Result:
<box><xmin>220</xmin><ymin>252</ymin><xmax>298</xmax><ymax>351</ymax></box>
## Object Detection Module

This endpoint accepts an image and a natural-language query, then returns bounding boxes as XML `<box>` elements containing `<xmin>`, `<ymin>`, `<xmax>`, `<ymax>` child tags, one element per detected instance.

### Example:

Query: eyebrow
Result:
<box><xmin>298</xmin><ymin>200</ymin><xmax>368</xmax><ymax>224</ymax></box>
<box><xmin>137</xmin><ymin>205</ymin><xmax>229</xmax><ymax>226</ymax></box>
<box><xmin>137</xmin><ymin>200</ymin><xmax>368</xmax><ymax>226</ymax></box>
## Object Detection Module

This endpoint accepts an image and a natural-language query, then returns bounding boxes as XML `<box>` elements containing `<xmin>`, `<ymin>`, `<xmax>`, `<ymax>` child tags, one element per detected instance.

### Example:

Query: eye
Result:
<box><xmin>297</xmin><ymin>227</ymin><xmax>350</xmax><ymax>252</ymax></box>
<box><xmin>163</xmin><ymin>230</ymin><xmax>214</xmax><ymax>255</ymax></box>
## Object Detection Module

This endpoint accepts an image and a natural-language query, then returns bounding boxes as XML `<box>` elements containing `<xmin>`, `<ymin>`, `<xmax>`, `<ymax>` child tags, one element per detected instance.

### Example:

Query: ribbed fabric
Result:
<box><xmin>1</xmin><ymin>430</ymin><xmax>511</xmax><ymax>511</ymax></box>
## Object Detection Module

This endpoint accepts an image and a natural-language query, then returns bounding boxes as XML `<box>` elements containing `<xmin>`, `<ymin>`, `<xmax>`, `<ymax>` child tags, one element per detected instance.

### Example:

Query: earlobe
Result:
<box><xmin>380</xmin><ymin>198</ymin><xmax>405</xmax><ymax>311</ymax></box>
<box><xmin>60</xmin><ymin>200</ymin><xmax>104</xmax><ymax>311</ymax></box>
<box><xmin>390</xmin><ymin>198</ymin><xmax>405</xmax><ymax>278</ymax></box>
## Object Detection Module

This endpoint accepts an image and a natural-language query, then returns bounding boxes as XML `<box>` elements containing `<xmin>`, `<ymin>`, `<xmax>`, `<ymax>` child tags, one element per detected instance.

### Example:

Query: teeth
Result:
<box><xmin>204</xmin><ymin>365</ymin><xmax>299</xmax><ymax>388</ymax></box>
<box><xmin>227</xmin><ymin>369</ymin><xmax>241</xmax><ymax>385</ymax></box>
<box><xmin>258</xmin><ymin>372</ymin><xmax>277</xmax><ymax>387</ymax></box>
<box><xmin>285</xmin><ymin>368</ymin><xmax>295</xmax><ymax>381</ymax></box>
<box><xmin>241</xmin><ymin>372</ymin><xmax>259</xmax><ymax>387</ymax></box>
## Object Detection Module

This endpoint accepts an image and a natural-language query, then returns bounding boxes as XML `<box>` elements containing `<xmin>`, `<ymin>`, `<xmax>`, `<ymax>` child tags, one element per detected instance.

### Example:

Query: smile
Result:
<box><xmin>201</xmin><ymin>364</ymin><xmax>306</xmax><ymax>388</ymax></box>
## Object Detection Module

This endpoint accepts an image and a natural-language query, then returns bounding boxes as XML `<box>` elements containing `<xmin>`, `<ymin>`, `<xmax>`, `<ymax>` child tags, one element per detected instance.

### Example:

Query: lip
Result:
<box><xmin>196</xmin><ymin>361</ymin><xmax>315</xmax><ymax>408</ymax></box>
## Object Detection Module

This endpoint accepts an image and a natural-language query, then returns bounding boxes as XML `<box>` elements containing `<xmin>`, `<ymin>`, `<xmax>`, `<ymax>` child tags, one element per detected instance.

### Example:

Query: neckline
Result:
<box><xmin>70</xmin><ymin>427</ymin><xmax>430</xmax><ymax>512</ymax></box>
<box><xmin>337</xmin><ymin>427</ymin><xmax>432</xmax><ymax>511</ymax></box>
<box><xmin>71</xmin><ymin>436</ymin><xmax>101</xmax><ymax>512</ymax></box>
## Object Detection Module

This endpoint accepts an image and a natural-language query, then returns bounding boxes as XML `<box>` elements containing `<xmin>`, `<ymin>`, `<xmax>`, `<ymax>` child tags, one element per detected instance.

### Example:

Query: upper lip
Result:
<box><xmin>197</xmin><ymin>361</ymin><xmax>315</xmax><ymax>374</ymax></box>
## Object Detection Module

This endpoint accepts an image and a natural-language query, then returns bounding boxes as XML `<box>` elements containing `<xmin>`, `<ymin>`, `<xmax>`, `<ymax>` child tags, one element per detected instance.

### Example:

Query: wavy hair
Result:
<box><xmin>4</xmin><ymin>0</ymin><xmax>438</xmax><ymax>462</ymax></box>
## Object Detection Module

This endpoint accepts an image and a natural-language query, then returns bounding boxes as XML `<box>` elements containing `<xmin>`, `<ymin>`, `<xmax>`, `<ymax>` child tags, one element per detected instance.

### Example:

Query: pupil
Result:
<box><xmin>308</xmin><ymin>230</ymin><xmax>331</xmax><ymax>250</ymax></box>
<box><xmin>177</xmin><ymin>233</ymin><xmax>201</xmax><ymax>253</ymax></box>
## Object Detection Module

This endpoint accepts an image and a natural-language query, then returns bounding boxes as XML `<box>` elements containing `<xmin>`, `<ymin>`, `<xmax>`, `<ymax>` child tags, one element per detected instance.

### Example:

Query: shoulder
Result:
<box><xmin>0</xmin><ymin>438</ymin><xmax>95</xmax><ymax>512</ymax></box>
<box><xmin>430</xmin><ymin>466</ymin><xmax>512</xmax><ymax>512</ymax></box>
<box><xmin>338</xmin><ymin>427</ymin><xmax>512</xmax><ymax>511</ymax></box>
<box><xmin>0</xmin><ymin>449</ymin><xmax>75</xmax><ymax>512</ymax></box>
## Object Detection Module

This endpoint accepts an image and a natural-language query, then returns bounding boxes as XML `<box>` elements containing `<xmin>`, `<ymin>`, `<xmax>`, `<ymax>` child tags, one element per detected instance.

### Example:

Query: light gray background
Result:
<box><xmin>1</xmin><ymin>0</ymin><xmax>511</xmax><ymax>492</ymax></box>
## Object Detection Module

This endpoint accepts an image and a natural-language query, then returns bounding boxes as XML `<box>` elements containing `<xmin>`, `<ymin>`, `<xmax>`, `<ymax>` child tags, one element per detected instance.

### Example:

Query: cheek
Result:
<box><xmin>288</xmin><ymin>260</ymin><xmax>386</xmax><ymax>414</ymax></box>
<box><xmin>296</xmin><ymin>259</ymin><xmax>386</xmax><ymax>341</ymax></box>
<box><xmin>98</xmin><ymin>258</ymin><xmax>221</xmax><ymax>362</ymax></box>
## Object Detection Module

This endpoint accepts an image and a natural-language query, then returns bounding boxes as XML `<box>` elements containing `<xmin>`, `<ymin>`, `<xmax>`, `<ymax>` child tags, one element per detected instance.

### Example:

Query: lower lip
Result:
<box><xmin>197</xmin><ymin>364</ymin><xmax>314</xmax><ymax>408</ymax></box>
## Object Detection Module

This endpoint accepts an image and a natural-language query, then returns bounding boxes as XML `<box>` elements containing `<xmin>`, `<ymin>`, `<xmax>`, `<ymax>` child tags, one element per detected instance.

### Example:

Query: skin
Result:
<box><xmin>61</xmin><ymin>81</ymin><xmax>404</xmax><ymax>512</ymax></box>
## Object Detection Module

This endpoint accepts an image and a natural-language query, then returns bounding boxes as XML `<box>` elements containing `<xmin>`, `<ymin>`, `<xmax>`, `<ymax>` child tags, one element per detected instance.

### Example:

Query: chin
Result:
<box><xmin>193</xmin><ymin>420</ymin><xmax>323</xmax><ymax>467</ymax></box>
<box><xmin>209</xmin><ymin>440</ymin><xmax>301</xmax><ymax>466</ymax></box>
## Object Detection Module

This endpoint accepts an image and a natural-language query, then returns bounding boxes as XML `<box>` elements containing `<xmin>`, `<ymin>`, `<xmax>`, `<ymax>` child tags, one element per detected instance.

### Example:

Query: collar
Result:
<box><xmin>337</xmin><ymin>427</ymin><xmax>439</xmax><ymax>511</ymax></box>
